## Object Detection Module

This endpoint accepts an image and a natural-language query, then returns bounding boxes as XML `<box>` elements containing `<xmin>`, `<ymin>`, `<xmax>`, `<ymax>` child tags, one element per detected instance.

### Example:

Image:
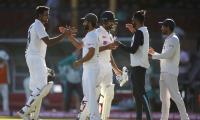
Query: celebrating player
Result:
<box><xmin>149</xmin><ymin>18</ymin><xmax>190</xmax><ymax>120</ymax></box>
<box><xmin>17</xmin><ymin>6</ymin><xmax>66</xmax><ymax>120</ymax></box>
<box><xmin>96</xmin><ymin>11</ymin><xmax>123</xmax><ymax>120</ymax></box>
<box><xmin>60</xmin><ymin>13</ymin><xmax>101</xmax><ymax>120</ymax></box>
<box><xmin>113</xmin><ymin>10</ymin><xmax>152</xmax><ymax>120</ymax></box>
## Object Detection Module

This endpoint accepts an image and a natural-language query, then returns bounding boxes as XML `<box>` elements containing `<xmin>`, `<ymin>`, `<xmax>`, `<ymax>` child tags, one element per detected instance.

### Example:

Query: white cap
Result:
<box><xmin>0</xmin><ymin>50</ymin><xmax>9</xmax><ymax>61</ymax></box>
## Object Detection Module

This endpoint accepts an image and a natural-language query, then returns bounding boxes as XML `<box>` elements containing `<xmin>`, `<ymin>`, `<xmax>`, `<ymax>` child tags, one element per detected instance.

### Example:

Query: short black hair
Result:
<box><xmin>35</xmin><ymin>6</ymin><xmax>49</xmax><ymax>18</ymax></box>
<box><xmin>133</xmin><ymin>10</ymin><xmax>146</xmax><ymax>23</ymax></box>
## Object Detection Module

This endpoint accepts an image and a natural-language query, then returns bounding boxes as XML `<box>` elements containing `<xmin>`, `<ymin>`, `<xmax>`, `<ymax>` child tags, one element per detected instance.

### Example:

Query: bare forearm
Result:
<box><xmin>110</xmin><ymin>53</ymin><xmax>122</xmax><ymax>75</ymax></box>
<box><xmin>42</xmin><ymin>34</ymin><xmax>65</xmax><ymax>46</ymax></box>
<box><xmin>67</xmin><ymin>36</ymin><xmax>83</xmax><ymax>49</ymax></box>
<box><xmin>99</xmin><ymin>45</ymin><xmax>109</xmax><ymax>52</ymax></box>
<box><xmin>48</xmin><ymin>34</ymin><xmax>65</xmax><ymax>46</ymax></box>
<box><xmin>79</xmin><ymin>52</ymin><xmax>94</xmax><ymax>64</ymax></box>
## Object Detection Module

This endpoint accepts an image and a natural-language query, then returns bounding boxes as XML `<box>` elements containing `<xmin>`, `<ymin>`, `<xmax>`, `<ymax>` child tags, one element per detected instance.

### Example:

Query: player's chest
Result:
<box><xmin>99</xmin><ymin>34</ymin><xmax>113</xmax><ymax>46</ymax></box>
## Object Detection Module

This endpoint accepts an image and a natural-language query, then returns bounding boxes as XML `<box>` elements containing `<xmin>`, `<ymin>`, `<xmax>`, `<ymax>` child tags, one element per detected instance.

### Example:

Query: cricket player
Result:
<box><xmin>149</xmin><ymin>18</ymin><xmax>190</xmax><ymax>120</ymax></box>
<box><xmin>17</xmin><ymin>6</ymin><xmax>66</xmax><ymax>120</ymax></box>
<box><xmin>96</xmin><ymin>11</ymin><xmax>122</xmax><ymax>120</ymax></box>
<box><xmin>113</xmin><ymin>10</ymin><xmax>152</xmax><ymax>120</ymax></box>
<box><xmin>71</xmin><ymin>11</ymin><xmax>126</xmax><ymax>120</ymax></box>
<box><xmin>60</xmin><ymin>13</ymin><xmax>101</xmax><ymax>120</ymax></box>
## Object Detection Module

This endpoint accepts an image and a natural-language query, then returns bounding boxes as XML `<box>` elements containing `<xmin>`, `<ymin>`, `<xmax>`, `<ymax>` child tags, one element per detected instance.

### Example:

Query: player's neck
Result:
<box><xmin>88</xmin><ymin>27</ymin><xmax>95</xmax><ymax>32</ymax></box>
<box><xmin>37</xmin><ymin>18</ymin><xmax>45</xmax><ymax>25</ymax></box>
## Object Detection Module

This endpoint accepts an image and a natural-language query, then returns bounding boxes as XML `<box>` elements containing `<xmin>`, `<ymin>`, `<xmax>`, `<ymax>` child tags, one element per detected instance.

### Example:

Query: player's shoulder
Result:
<box><xmin>34</xmin><ymin>19</ymin><xmax>44</xmax><ymax>28</ymax></box>
<box><xmin>169</xmin><ymin>33</ymin><xmax>179</xmax><ymax>44</ymax></box>
<box><xmin>87</xmin><ymin>30</ymin><xmax>98</xmax><ymax>38</ymax></box>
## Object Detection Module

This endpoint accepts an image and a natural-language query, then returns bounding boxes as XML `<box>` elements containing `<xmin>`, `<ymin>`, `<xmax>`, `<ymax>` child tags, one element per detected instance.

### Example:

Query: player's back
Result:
<box><xmin>25</xmin><ymin>19</ymin><xmax>48</xmax><ymax>58</ymax></box>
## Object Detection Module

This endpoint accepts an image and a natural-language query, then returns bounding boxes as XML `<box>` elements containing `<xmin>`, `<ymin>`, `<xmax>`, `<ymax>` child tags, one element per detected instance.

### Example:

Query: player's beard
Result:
<box><xmin>83</xmin><ymin>24</ymin><xmax>89</xmax><ymax>32</ymax></box>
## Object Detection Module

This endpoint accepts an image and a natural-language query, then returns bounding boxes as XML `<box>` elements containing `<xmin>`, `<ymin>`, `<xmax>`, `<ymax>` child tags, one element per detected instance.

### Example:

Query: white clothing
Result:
<box><xmin>26</xmin><ymin>55</ymin><xmax>48</xmax><ymax>91</ymax></box>
<box><xmin>81</xmin><ymin>29</ymin><xmax>101</xmax><ymax>119</ymax></box>
<box><xmin>82</xmin><ymin>29</ymin><xmax>99</xmax><ymax>67</ymax></box>
<box><xmin>160</xmin><ymin>73</ymin><xmax>189</xmax><ymax>120</ymax></box>
<box><xmin>0</xmin><ymin>84</ymin><xmax>9</xmax><ymax>112</ymax></box>
<box><xmin>152</xmin><ymin>33</ymin><xmax>180</xmax><ymax>76</ymax></box>
<box><xmin>96</xmin><ymin>26</ymin><xmax>113</xmax><ymax>63</ymax></box>
<box><xmin>130</xmin><ymin>26</ymin><xmax>150</xmax><ymax>68</ymax></box>
<box><xmin>25</xmin><ymin>19</ymin><xmax>49</xmax><ymax>58</ymax></box>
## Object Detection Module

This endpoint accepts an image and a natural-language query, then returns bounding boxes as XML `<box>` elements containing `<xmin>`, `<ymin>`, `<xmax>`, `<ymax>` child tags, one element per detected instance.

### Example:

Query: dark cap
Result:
<box><xmin>159</xmin><ymin>18</ymin><xmax>176</xmax><ymax>31</ymax></box>
<box><xmin>81</xmin><ymin>13</ymin><xmax>98</xmax><ymax>24</ymax></box>
<box><xmin>100</xmin><ymin>11</ymin><xmax>118</xmax><ymax>22</ymax></box>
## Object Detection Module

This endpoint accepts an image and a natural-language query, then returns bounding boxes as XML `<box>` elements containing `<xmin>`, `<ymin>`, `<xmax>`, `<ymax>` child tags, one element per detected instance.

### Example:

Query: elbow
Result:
<box><xmin>77</xmin><ymin>45</ymin><xmax>83</xmax><ymax>49</ymax></box>
<box><xmin>130</xmin><ymin>49</ymin><xmax>137</xmax><ymax>54</ymax></box>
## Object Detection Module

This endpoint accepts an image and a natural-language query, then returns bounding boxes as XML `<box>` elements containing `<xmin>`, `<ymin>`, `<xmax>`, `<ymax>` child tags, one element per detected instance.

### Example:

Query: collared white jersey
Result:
<box><xmin>96</xmin><ymin>26</ymin><xmax>113</xmax><ymax>63</ymax></box>
<box><xmin>152</xmin><ymin>33</ymin><xmax>180</xmax><ymax>76</ymax></box>
<box><xmin>82</xmin><ymin>29</ymin><xmax>99</xmax><ymax>66</ymax></box>
<box><xmin>25</xmin><ymin>19</ymin><xmax>49</xmax><ymax>58</ymax></box>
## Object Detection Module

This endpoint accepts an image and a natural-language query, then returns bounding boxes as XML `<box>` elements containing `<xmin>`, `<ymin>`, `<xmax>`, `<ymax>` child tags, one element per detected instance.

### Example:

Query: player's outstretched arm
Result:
<box><xmin>42</xmin><ymin>34</ymin><xmax>65</xmax><ymax>46</ymax></box>
<box><xmin>59</xmin><ymin>26</ymin><xmax>83</xmax><ymax>49</ymax></box>
<box><xmin>99</xmin><ymin>43</ymin><xmax>117</xmax><ymax>52</ymax></box>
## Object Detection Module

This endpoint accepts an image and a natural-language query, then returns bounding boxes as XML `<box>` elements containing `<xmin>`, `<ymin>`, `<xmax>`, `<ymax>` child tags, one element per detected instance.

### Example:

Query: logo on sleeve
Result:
<box><xmin>103</xmin><ymin>41</ymin><xmax>108</xmax><ymax>45</ymax></box>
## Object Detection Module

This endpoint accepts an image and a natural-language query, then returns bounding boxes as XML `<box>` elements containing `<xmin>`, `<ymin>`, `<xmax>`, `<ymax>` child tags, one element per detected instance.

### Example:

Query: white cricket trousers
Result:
<box><xmin>98</xmin><ymin>62</ymin><xmax>113</xmax><ymax>87</ymax></box>
<box><xmin>26</xmin><ymin>55</ymin><xmax>48</xmax><ymax>91</ymax></box>
<box><xmin>82</xmin><ymin>63</ymin><xmax>101</xmax><ymax>120</ymax></box>
<box><xmin>0</xmin><ymin>84</ymin><xmax>9</xmax><ymax>112</ymax></box>
<box><xmin>160</xmin><ymin>73</ymin><xmax>189</xmax><ymax>120</ymax></box>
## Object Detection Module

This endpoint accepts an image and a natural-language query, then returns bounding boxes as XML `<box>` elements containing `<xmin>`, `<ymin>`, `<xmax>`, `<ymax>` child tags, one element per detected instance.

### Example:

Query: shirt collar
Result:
<box><xmin>166</xmin><ymin>32</ymin><xmax>175</xmax><ymax>39</ymax></box>
<box><xmin>35</xmin><ymin>19</ymin><xmax>43</xmax><ymax>24</ymax></box>
<box><xmin>99</xmin><ymin>26</ymin><xmax>108</xmax><ymax>33</ymax></box>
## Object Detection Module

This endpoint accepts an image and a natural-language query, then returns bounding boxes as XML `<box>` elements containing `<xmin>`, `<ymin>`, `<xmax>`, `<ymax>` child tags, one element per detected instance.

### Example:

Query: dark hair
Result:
<box><xmin>81</xmin><ymin>13</ymin><xmax>98</xmax><ymax>28</ymax></box>
<box><xmin>133</xmin><ymin>10</ymin><xmax>146</xmax><ymax>23</ymax></box>
<box><xmin>35</xmin><ymin>6</ymin><xmax>49</xmax><ymax>18</ymax></box>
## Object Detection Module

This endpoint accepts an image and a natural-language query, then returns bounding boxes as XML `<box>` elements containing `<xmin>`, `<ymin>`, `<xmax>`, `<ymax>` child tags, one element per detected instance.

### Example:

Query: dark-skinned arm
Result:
<box><xmin>118</xmin><ymin>30</ymin><xmax>144</xmax><ymax>54</ymax></box>
<box><xmin>42</xmin><ymin>34</ymin><xmax>65</xmax><ymax>47</ymax></box>
<box><xmin>67</xmin><ymin>35</ymin><xmax>83</xmax><ymax>49</ymax></box>
<box><xmin>74</xmin><ymin>47</ymin><xmax>95</xmax><ymax>67</ymax></box>
<box><xmin>110</xmin><ymin>52</ymin><xmax>122</xmax><ymax>75</ymax></box>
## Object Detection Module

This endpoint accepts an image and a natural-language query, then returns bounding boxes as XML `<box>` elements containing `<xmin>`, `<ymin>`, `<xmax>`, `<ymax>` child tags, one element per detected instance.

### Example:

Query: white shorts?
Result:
<box><xmin>26</xmin><ymin>55</ymin><xmax>48</xmax><ymax>91</ymax></box>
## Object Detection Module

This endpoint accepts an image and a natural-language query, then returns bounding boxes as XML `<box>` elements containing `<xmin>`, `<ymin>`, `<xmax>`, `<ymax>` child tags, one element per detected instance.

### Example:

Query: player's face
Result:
<box><xmin>83</xmin><ymin>20</ymin><xmax>90</xmax><ymax>31</ymax></box>
<box><xmin>131</xmin><ymin>19</ymin><xmax>137</xmax><ymax>29</ymax></box>
<box><xmin>104</xmin><ymin>20</ymin><xmax>115</xmax><ymax>31</ymax></box>
<box><xmin>161</xmin><ymin>25</ymin><xmax>168</xmax><ymax>35</ymax></box>
<box><xmin>40</xmin><ymin>10</ymin><xmax>49</xmax><ymax>24</ymax></box>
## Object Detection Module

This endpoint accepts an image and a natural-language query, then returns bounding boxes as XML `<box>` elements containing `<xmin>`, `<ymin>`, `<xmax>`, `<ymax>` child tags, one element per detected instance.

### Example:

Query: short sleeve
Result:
<box><xmin>85</xmin><ymin>35</ymin><xmax>98</xmax><ymax>48</ymax></box>
<box><xmin>35</xmin><ymin>21</ymin><xmax>48</xmax><ymax>39</ymax></box>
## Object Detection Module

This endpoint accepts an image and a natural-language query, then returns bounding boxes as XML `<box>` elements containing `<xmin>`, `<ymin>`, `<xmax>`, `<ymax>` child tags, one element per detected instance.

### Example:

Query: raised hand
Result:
<box><xmin>148</xmin><ymin>47</ymin><xmax>155</xmax><ymax>55</ymax></box>
<box><xmin>59</xmin><ymin>26</ymin><xmax>77</xmax><ymax>37</ymax></box>
<box><xmin>107</xmin><ymin>43</ymin><xmax>118</xmax><ymax>50</ymax></box>
<box><xmin>125</xmin><ymin>23</ymin><xmax>136</xmax><ymax>33</ymax></box>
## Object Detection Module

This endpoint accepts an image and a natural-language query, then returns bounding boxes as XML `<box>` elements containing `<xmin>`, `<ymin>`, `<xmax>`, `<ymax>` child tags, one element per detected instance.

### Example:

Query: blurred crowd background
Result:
<box><xmin>0</xmin><ymin>0</ymin><xmax>200</xmax><ymax>115</ymax></box>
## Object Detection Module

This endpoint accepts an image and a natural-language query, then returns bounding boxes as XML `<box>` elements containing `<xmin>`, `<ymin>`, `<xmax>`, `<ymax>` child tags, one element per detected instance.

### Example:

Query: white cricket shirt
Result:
<box><xmin>96</xmin><ymin>26</ymin><xmax>113</xmax><ymax>63</ymax></box>
<box><xmin>152</xmin><ymin>33</ymin><xmax>180</xmax><ymax>76</ymax></box>
<box><xmin>25</xmin><ymin>19</ymin><xmax>49</xmax><ymax>58</ymax></box>
<box><xmin>82</xmin><ymin>29</ymin><xmax>99</xmax><ymax>67</ymax></box>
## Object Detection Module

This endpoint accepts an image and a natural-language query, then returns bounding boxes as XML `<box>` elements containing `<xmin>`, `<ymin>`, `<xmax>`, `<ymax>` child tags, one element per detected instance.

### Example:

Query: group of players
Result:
<box><xmin>17</xmin><ymin>5</ymin><xmax>126</xmax><ymax>120</ymax></box>
<box><xmin>17</xmin><ymin>5</ymin><xmax>190</xmax><ymax>120</ymax></box>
